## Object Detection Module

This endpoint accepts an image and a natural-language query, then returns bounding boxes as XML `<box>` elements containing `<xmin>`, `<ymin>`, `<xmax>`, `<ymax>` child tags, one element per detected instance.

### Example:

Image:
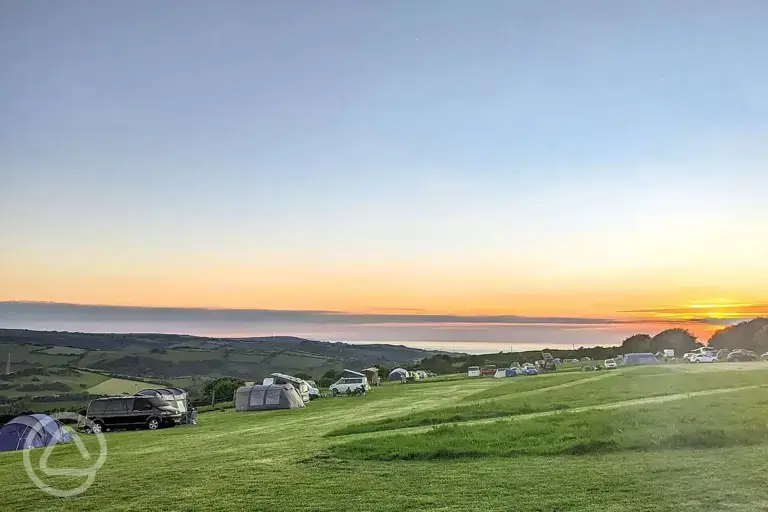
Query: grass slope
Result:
<box><xmin>1</xmin><ymin>364</ymin><xmax>768</xmax><ymax>511</ymax></box>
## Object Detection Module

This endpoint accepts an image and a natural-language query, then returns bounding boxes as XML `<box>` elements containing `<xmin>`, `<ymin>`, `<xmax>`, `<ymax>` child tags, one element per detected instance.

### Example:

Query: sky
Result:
<box><xmin>1</xmin><ymin>1</ymin><xmax>767</xmax><ymax>351</ymax></box>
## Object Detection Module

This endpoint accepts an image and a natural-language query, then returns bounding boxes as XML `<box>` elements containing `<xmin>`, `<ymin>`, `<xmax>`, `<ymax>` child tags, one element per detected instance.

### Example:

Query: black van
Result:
<box><xmin>85</xmin><ymin>396</ymin><xmax>182</xmax><ymax>433</ymax></box>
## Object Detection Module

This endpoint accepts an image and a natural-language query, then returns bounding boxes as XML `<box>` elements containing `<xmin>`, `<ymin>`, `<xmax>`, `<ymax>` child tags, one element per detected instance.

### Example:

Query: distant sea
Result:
<box><xmin>0</xmin><ymin>302</ymin><xmax>642</xmax><ymax>354</ymax></box>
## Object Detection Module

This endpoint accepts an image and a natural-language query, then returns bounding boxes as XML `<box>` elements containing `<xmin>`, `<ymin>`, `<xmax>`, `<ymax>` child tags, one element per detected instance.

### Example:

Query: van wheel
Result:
<box><xmin>331</xmin><ymin>388</ymin><xmax>339</xmax><ymax>396</ymax></box>
<box><xmin>147</xmin><ymin>418</ymin><xmax>160</xmax><ymax>430</ymax></box>
<box><xmin>90</xmin><ymin>421</ymin><xmax>104</xmax><ymax>434</ymax></box>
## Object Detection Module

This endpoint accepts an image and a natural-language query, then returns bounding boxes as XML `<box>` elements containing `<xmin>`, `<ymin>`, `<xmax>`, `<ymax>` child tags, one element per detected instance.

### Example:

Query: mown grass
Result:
<box><xmin>328</xmin><ymin>366</ymin><xmax>768</xmax><ymax>436</ymax></box>
<box><xmin>324</xmin><ymin>388</ymin><xmax>768</xmax><ymax>461</ymax></box>
<box><xmin>3</xmin><ymin>365</ymin><xmax>768</xmax><ymax>511</ymax></box>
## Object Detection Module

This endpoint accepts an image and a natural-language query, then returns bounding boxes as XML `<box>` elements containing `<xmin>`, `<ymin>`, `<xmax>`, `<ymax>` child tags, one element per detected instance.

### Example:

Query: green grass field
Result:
<box><xmin>2</xmin><ymin>363</ymin><xmax>768</xmax><ymax>511</ymax></box>
<box><xmin>85</xmin><ymin>377</ymin><xmax>155</xmax><ymax>395</ymax></box>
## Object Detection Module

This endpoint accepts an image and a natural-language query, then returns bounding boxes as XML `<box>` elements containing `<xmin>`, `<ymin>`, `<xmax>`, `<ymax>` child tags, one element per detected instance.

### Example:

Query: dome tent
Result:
<box><xmin>388</xmin><ymin>368</ymin><xmax>408</xmax><ymax>382</ymax></box>
<box><xmin>235</xmin><ymin>383</ymin><xmax>306</xmax><ymax>411</ymax></box>
<box><xmin>0</xmin><ymin>414</ymin><xmax>73</xmax><ymax>452</ymax></box>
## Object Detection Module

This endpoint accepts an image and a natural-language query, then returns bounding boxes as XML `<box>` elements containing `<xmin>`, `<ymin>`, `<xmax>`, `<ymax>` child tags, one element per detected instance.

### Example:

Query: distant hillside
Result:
<box><xmin>0</xmin><ymin>328</ymin><xmax>441</xmax><ymax>381</ymax></box>
<box><xmin>709</xmin><ymin>318</ymin><xmax>768</xmax><ymax>352</ymax></box>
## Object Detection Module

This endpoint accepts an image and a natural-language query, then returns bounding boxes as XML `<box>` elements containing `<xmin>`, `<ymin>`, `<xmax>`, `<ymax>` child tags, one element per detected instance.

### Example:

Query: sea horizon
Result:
<box><xmin>0</xmin><ymin>301</ymin><xmax>728</xmax><ymax>354</ymax></box>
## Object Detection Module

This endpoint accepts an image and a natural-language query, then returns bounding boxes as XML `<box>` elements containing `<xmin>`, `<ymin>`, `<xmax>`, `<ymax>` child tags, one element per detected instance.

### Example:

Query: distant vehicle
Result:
<box><xmin>521</xmin><ymin>366</ymin><xmax>538</xmax><ymax>375</ymax></box>
<box><xmin>330</xmin><ymin>376</ymin><xmax>370</xmax><ymax>395</ymax></box>
<box><xmin>467</xmin><ymin>366</ymin><xmax>481</xmax><ymax>377</ymax></box>
<box><xmin>762</xmin><ymin>353</ymin><xmax>768</xmax><ymax>361</ymax></box>
<box><xmin>693</xmin><ymin>353</ymin><xmax>717</xmax><ymax>363</ymax></box>
<box><xmin>85</xmin><ymin>396</ymin><xmax>181</xmax><ymax>433</ymax></box>
<box><xmin>662</xmin><ymin>349</ymin><xmax>675</xmax><ymax>359</ymax></box>
<box><xmin>727</xmin><ymin>349</ymin><xmax>758</xmax><ymax>362</ymax></box>
<box><xmin>581</xmin><ymin>357</ymin><xmax>591</xmax><ymax>362</ymax></box>
<box><xmin>306</xmin><ymin>381</ymin><xmax>321</xmax><ymax>399</ymax></box>
<box><xmin>604</xmin><ymin>359</ymin><xmax>617</xmax><ymax>369</ymax></box>
<box><xmin>683</xmin><ymin>352</ymin><xmax>701</xmax><ymax>362</ymax></box>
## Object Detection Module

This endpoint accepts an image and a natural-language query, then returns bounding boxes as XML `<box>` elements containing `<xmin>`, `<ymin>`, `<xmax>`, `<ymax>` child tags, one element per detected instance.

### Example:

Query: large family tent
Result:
<box><xmin>0</xmin><ymin>414</ymin><xmax>73</xmax><ymax>452</ymax></box>
<box><xmin>388</xmin><ymin>368</ymin><xmax>408</xmax><ymax>382</ymax></box>
<box><xmin>235</xmin><ymin>383</ymin><xmax>306</xmax><ymax>412</ymax></box>
<box><xmin>621</xmin><ymin>353</ymin><xmax>660</xmax><ymax>365</ymax></box>
<box><xmin>136</xmin><ymin>387</ymin><xmax>196</xmax><ymax>424</ymax></box>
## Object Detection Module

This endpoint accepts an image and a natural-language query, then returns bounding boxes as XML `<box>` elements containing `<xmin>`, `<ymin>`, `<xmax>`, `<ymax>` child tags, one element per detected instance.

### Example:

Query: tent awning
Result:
<box><xmin>342</xmin><ymin>369</ymin><xmax>366</xmax><ymax>377</ymax></box>
<box><xmin>270</xmin><ymin>372</ymin><xmax>305</xmax><ymax>384</ymax></box>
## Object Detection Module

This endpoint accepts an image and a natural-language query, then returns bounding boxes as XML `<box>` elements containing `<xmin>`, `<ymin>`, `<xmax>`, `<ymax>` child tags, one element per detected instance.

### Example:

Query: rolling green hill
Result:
<box><xmin>0</xmin><ymin>329</ymin><xmax>441</xmax><ymax>382</ymax></box>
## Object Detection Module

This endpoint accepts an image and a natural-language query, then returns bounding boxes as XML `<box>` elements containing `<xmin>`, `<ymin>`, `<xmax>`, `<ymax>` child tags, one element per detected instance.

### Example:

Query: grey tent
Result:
<box><xmin>388</xmin><ymin>368</ymin><xmax>408</xmax><ymax>382</ymax></box>
<box><xmin>621</xmin><ymin>353</ymin><xmax>660</xmax><ymax>365</ymax></box>
<box><xmin>235</xmin><ymin>383</ymin><xmax>306</xmax><ymax>412</ymax></box>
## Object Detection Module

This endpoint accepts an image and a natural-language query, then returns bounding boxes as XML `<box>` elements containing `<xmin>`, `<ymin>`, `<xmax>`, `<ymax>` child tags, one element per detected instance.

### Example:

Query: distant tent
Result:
<box><xmin>234</xmin><ymin>384</ymin><xmax>306</xmax><ymax>412</ymax></box>
<box><xmin>388</xmin><ymin>368</ymin><xmax>408</xmax><ymax>382</ymax></box>
<box><xmin>621</xmin><ymin>353</ymin><xmax>660</xmax><ymax>365</ymax></box>
<box><xmin>0</xmin><ymin>414</ymin><xmax>73</xmax><ymax>452</ymax></box>
<box><xmin>505</xmin><ymin>368</ymin><xmax>521</xmax><ymax>377</ymax></box>
<box><xmin>362</xmin><ymin>367</ymin><xmax>380</xmax><ymax>386</ymax></box>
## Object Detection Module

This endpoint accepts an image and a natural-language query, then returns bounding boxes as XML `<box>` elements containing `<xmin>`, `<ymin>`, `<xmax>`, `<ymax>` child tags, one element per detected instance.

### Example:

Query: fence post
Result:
<box><xmin>211</xmin><ymin>389</ymin><xmax>215</xmax><ymax>407</ymax></box>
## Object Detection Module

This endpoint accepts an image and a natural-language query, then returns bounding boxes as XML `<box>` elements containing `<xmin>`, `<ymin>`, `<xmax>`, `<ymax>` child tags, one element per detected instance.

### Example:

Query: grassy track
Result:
<box><xmin>2</xmin><ymin>363</ymin><xmax>768</xmax><ymax>511</ymax></box>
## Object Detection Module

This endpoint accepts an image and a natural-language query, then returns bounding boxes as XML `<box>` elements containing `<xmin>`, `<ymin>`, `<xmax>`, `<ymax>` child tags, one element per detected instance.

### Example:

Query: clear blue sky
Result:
<box><xmin>1</xmin><ymin>1</ymin><xmax>767</xmax><ymax>348</ymax></box>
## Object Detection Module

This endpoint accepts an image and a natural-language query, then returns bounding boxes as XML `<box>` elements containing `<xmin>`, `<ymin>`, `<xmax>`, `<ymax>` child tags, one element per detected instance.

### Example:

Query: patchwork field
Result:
<box><xmin>85</xmin><ymin>377</ymin><xmax>156</xmax><ymax>396</ymax></box>
<box><xmin>2</xmin><ymin>364</ymin><xmax>768</xmax><ymax>511</ymax></box>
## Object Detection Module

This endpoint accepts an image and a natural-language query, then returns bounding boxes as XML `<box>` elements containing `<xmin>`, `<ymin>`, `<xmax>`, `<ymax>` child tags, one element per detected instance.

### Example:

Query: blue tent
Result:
<box><xmin>0</xmin><ymin>414</ymin><xmax>73</xmax><ymax>452</ymax></box>
<box><xmin>505</xmin><ymin>368</ymin><xmax>520</xmax><ymax>377</ymax></box>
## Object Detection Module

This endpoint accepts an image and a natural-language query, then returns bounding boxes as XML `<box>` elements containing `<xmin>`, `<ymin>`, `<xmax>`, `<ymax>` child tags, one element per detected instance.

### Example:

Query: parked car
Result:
<box><xmin>330</xmin><ymin>376</ymin><xmax>370</xmax><ymax>395</ymax></box>
<box><xmin>467</xmin><ymin>366</ymin><xmax>481</xmax><ymax>377</ymax></box>
<box><xmin>762</xmin><ymin>353</ymin><xmax>768</xmax><ymax>361</ymax></box>
<box><xmin>522</xmin><ymin>366</ymin><xmax>538</xmax><ymax>375</ymax></box>
<box><xmin>693</xmin><ymin>353</ymin><xmax>717</xmax><ymax>363</ymax></box>
<box><xmin>84</xmin><ymin>396</ymin><xmax>181</xmax><ymax>433</ymax></box>
<box><xmin>604</xmin><ymin>359</ymin><xmax>618</xmax><ymax>369</ymax></box>
<box><xmin>306</xmin><ymin>380</ymin><xmax>321</xmax><ymax>399</ymax></box>
<box><xmin>727</xmin><ymin>349</ymin><xmax>758</xmax><ymax>362</ymax></box>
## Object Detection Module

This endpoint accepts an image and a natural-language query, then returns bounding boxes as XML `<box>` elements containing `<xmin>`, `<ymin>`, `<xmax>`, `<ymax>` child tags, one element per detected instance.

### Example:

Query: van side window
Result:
<box><xmin>105</xmin><ymin>399</ymin><xmax>128</xmax><ymax>412</ymax></box>
<box><xmin>89</xmin><ymin>401</ymin><xmax>108</xmax><ymax>414</ymax></box>
<box><xmin>133</xmin><ymin>398</ymin><xmax>152</xmax><ymax>411</ymax></box>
